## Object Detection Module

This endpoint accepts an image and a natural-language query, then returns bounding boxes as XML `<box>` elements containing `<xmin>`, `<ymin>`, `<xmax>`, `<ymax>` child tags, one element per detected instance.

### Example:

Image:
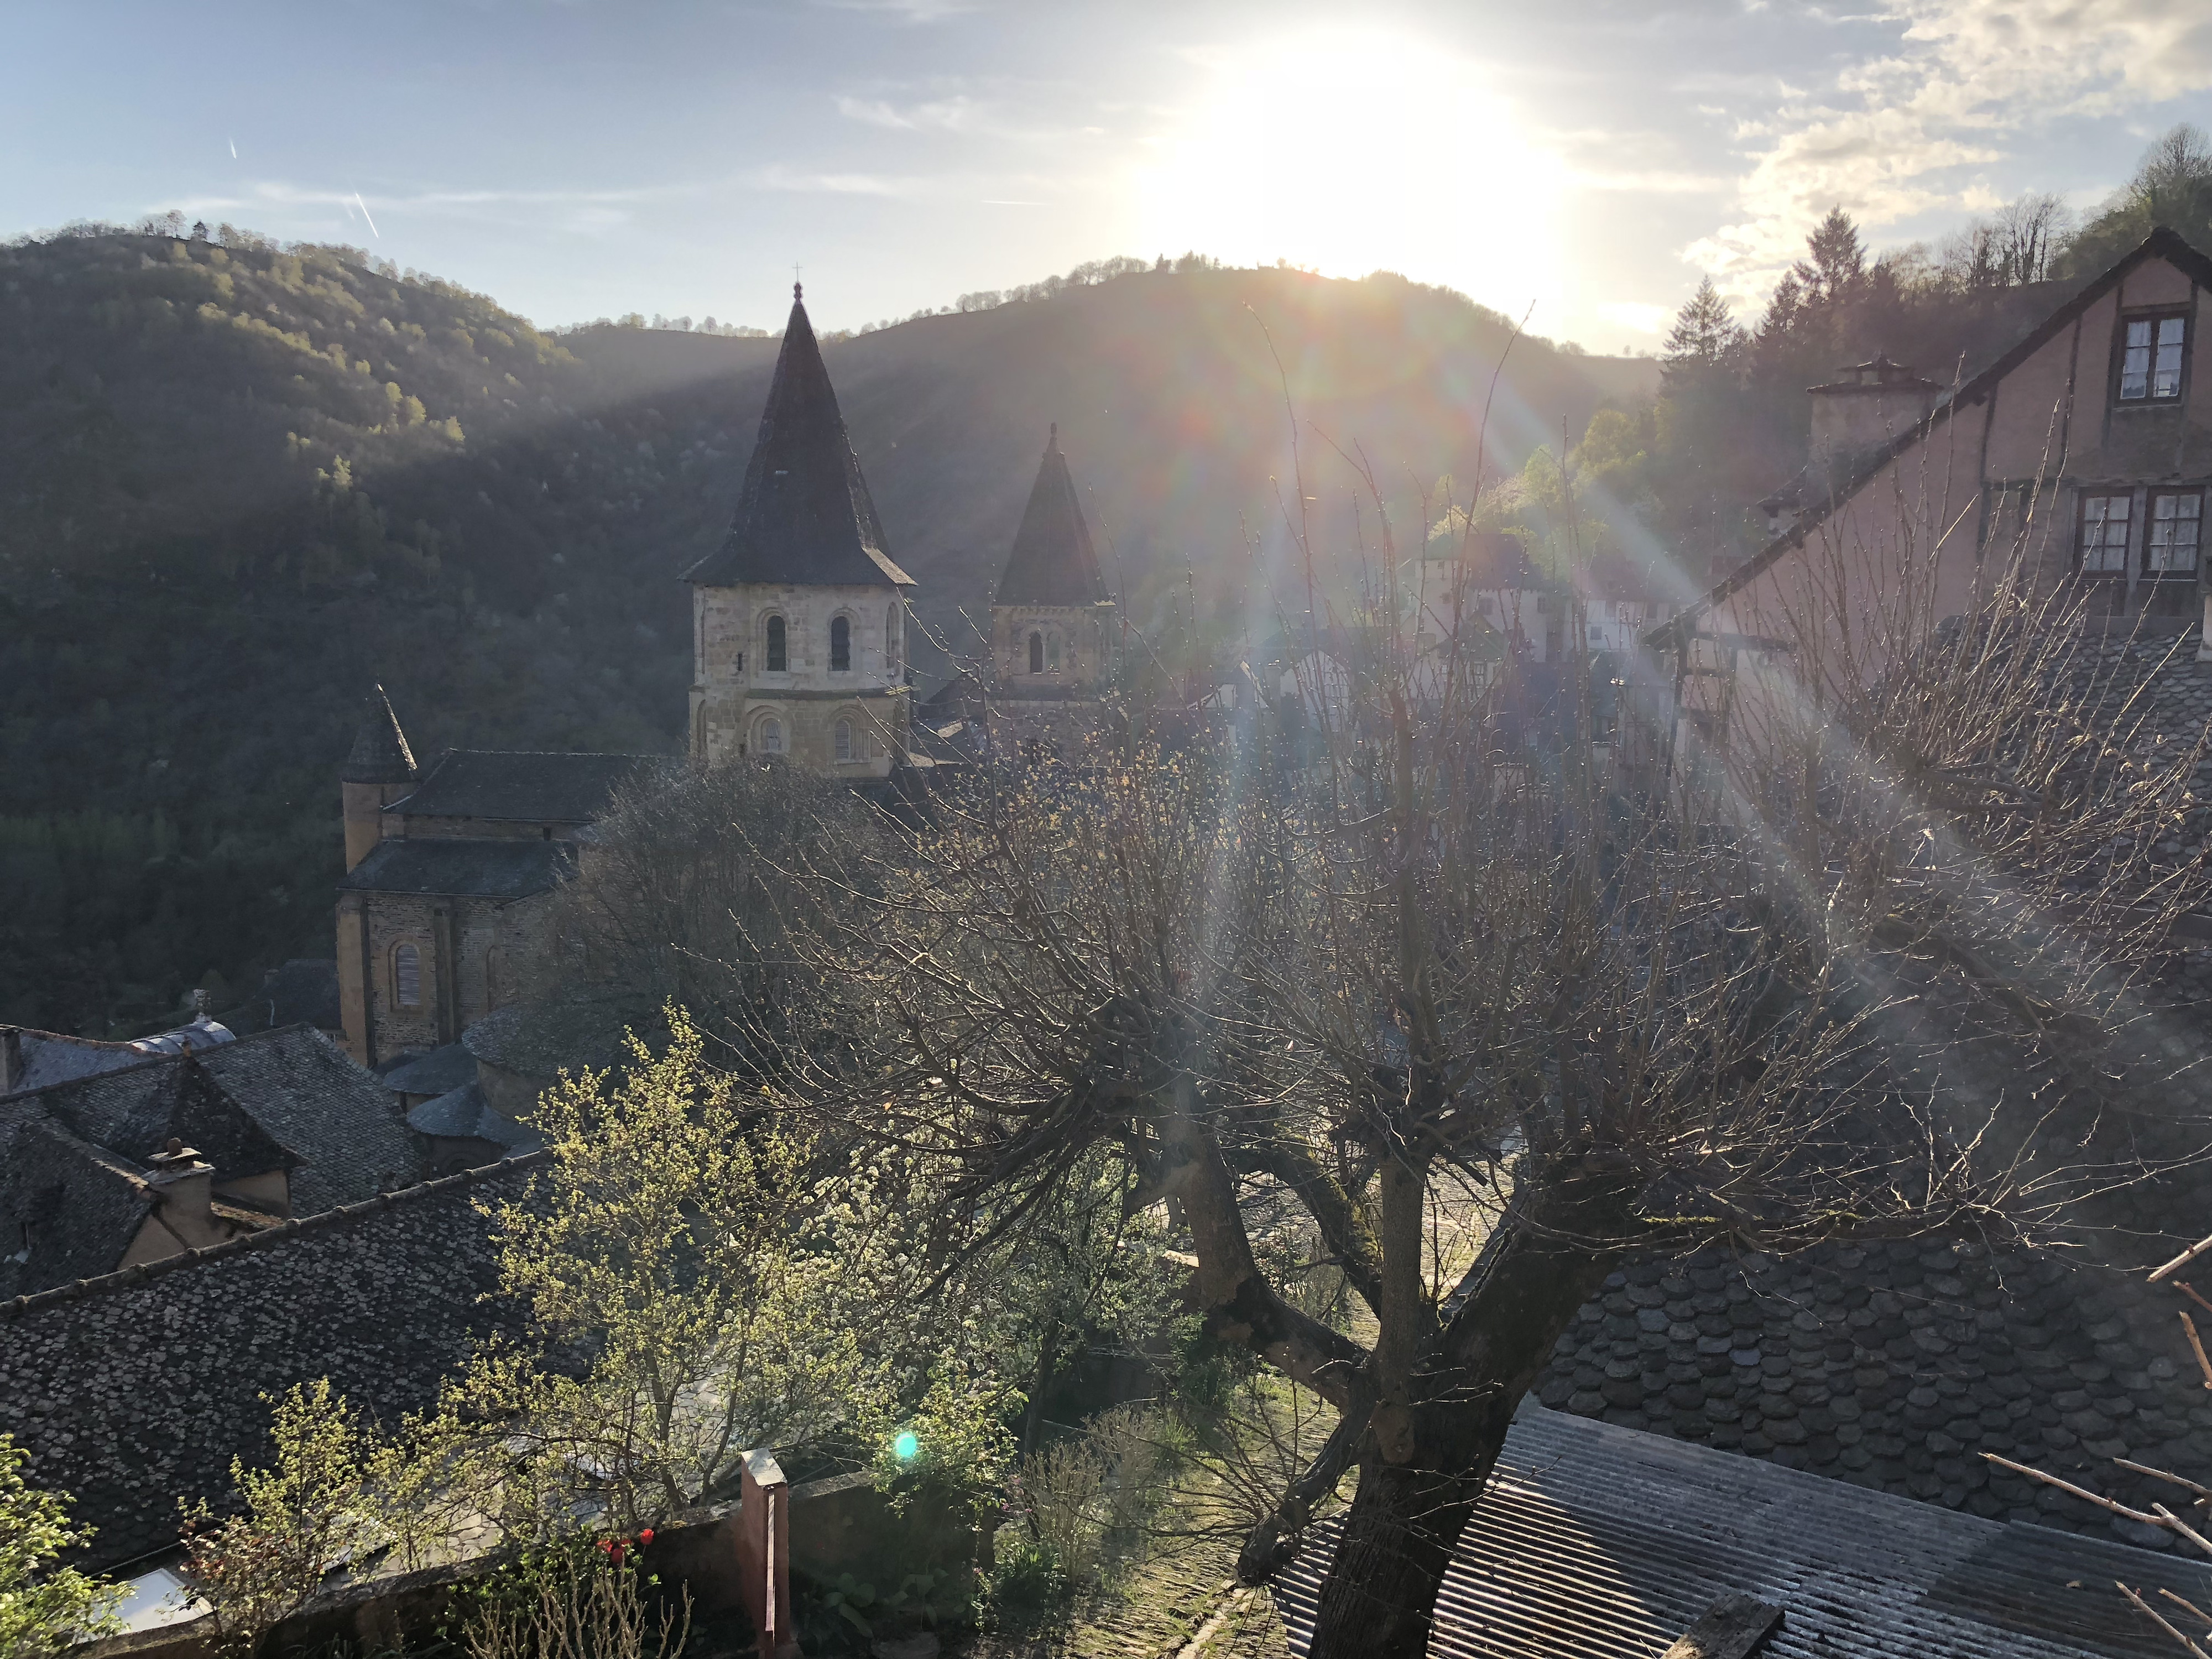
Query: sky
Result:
<box><xmin>3</xmin><ymin>0</ymin><xmax>2209</xmax><ymax>353</ymax></box>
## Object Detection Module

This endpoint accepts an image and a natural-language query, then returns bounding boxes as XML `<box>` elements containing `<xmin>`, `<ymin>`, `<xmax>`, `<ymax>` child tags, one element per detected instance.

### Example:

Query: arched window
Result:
<box><xmin>394</xmin><ymin>943</ymin><xmax>422</xmax><ymax>1008</ymax></box>
<box><xmin>1047</xmin><ymin>632</ymin><xmax>1063</xmax><ymax>670</ymax></box>
<box><xmin>1028</xmin><ymin>632</ymin><xmax>1044</xmax><ymax>675</ymax></box>
<box><xmin>887</xmin><ymin>604</ymin><xmax>901</xmax><ymax>671</ymax></box>
<box><xmin>758</xmin><ymin>716</ymin><xmax>786</xmax><ymax>755</ymax></box>
<box><xmin>834</xmin><ymin>719</ymin><xmax>854</xmax><ymax>762</ymax></box>
<box><xmin>830</xmin><ymin>614</ymin><xmax>851</xmax><ymax>671</ymax></box>
<box><xmin>765</xmin><ymin>614</ymin><xmax>787</xmax><ymax>673</ymax></box>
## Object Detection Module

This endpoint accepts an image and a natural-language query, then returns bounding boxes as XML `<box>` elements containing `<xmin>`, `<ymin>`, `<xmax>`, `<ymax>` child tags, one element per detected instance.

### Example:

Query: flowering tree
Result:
<box><xmin>0</xmin><ymin>1434</ymin><xmax>119</xmax><ymax>1659</ymax></box>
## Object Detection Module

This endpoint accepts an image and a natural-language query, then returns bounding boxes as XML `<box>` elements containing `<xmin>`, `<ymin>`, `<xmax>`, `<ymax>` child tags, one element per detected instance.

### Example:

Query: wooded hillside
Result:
<box><xmin>0</xmin><ymin>230</ymin><xmax>1653</xmax><ymax>1036</ymax></box>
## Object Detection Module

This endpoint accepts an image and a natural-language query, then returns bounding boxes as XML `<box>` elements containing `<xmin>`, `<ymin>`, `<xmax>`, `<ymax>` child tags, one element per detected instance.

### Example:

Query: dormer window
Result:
<box><xmin>830</xmin><ymin>614</ymin><xmax>851</xmax><ymax>672</ymax></box>
<box><xmin>765</xmin><ymin>614</ymin><xmax>787</xmax><ymax>673</ymax></box>
<box><xmin>2119</xmin><ymin>314</ymin><xmax>2188</xmax><ymax>403</ymax></box>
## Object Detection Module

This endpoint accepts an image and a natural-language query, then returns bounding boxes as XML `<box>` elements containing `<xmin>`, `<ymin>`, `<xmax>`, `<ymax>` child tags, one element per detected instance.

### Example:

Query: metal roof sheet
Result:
<box><xmin>1271</xmin><ymin>1405</ymin><xmax>2199</xmax><ymax>1659</ymax></box>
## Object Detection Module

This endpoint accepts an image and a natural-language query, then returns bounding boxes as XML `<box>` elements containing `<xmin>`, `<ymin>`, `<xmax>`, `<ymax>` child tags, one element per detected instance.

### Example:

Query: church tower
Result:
<box><xmin>339</xmin><ymin>685</ymin><xmax>416</xmax><ymax>873</ymax></box>
<box><xmin>685</xmin><ymin>284</ymin><xmax>915</xmax><ymax>774</ymax></box>
<box><xmin>989</xmin><ymin>425</ymin><xmax>1116</xmax><ymax>754</ymax></box>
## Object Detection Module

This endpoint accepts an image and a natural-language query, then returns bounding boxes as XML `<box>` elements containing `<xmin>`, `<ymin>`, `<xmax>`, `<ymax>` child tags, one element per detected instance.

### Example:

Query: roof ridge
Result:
<box><xmin>14</xmin><ymin>1022</ymin><xmax>338</xmax><ymax>1101</ymax></box>
<box><xmin>0</xmin><ymin>1149</ymin><xmax>551</xmax><ymax>1321</ymax></box>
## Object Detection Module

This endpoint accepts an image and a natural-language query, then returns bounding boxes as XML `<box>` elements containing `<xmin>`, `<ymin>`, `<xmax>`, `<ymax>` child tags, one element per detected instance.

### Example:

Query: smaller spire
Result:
<box><xmin>794</xmin><ymin>279</ymin><xmax>804</xmax><ymax>302</ymax></box>
<box><xmin>1049</xmin><ymin>421</ymin><xmax>1058</xmax><ymax>450</ymax></box>
<box><xmin>342</xmin><ymin>684</ymin><xmax>418</xmax><ymax>784</ymax></box>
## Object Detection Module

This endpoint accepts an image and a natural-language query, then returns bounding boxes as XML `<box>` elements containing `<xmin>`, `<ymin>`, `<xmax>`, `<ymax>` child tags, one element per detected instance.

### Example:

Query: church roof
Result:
<box><xmin>386</xmin><ymin>750</ymin><xmax>667</xmax><ymax>825</ymax></box>
<box><xmin>336</xmin><ymin>837</ymin><xmax>569</xmax><ymax>900</ymax></box>
<box><xmin>684</xmin><ymin>287</ymin><xmax>913</xmax><ymax>590</ymax></box>
<box><xmin>995</xmin><ymin>425</ymin><xmax>1111</xmax><ymax>608</ymax></box>
<box><xmin>342</xmin><ymin>685</ymin><xmax>418</xmax><ymax>784</ymax></box>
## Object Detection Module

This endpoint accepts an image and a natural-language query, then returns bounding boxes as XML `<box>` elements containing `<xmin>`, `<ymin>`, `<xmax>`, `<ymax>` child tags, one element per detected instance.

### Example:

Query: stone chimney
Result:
<box><xmin>144</xmin><ymin>1138</ymin><xmax>216</xmax><ymax>1237</ymax></box>
<box><xmin>1807</xmin><ymin>355</ymin><xmax>1942</xmax><ymax>489</ymax></box>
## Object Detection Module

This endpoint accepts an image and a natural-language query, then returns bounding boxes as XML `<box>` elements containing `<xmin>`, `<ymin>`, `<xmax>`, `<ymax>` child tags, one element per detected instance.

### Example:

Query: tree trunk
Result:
<box><xmin>1304</xmin><ymin>1160</ymin><xmax>1641</xmax><ymax>1659</ymax></box>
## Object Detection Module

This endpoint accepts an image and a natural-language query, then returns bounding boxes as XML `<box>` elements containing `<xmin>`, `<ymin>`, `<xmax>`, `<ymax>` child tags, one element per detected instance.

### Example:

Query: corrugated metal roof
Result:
<box><xmin>1271</xmin><ymin>1406</ymin><xmax>2203</xmax><ymax>1659</ymax></box>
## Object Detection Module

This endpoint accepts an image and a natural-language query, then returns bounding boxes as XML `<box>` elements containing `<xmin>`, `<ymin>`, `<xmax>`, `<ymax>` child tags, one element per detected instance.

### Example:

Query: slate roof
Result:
<box><xmin>0</xmin><ymin>1105</ymin><xmax>156</xmax><ymax>1298</ymax></box>
<box><xmin>683</xmin><ymin>288</ymin><xmax>914</xmax><ymax>590</ymax></box>
<box><xmin>1274</xmin><ymin>1404</ymin><xmax>2209</xmax><ymax>1659</ymax></box>
<box><xmin>382</xmin><ymin>1043</ymin><xmax>480</xmax><ymax>1098</ymax></box>
<box><xmin>341</xmin><ymin>685</ymin><xmax>418</xmax><ymax>785</ymax></box>
<box><xmin>1531</xmin><ymin>1236</ymin><xmax>2212</xmax><ymax>1558</ymax></box>
<box><xmin>1657</xmin><ymin>227</ymin><xmax>2212</xmax><ymax>646</ymax></box>
<box><xmin>0</xmin><ymin>1156</ymin><xmax>543</xmax><ymax>1571</ymax></box>
<box><xmin>386</xmin><ymin>749</ymin><xmax>665</xmax><ymax>825</ymax></box>
<box><xmin>995</xmin><ymin>426</ymin><xmax>1111</xmax><ymax>608</ymax></box>
<box><xmin>19</xmin><ymin>1026</ymin><xmax>419</xmax><ymax>1229</ymax></box>
<box><xmin>3</xmin><ymin>1029</ymin><xmax>152</xmax><ymax>1095</ymax></box>
<box><xmin>336</xmin><ymin>838</ymin><xmax>567</xmax><ymax>901</ymax></box>
<box><xmin>406</xmin><ymin>1083</ymin><xmax>544</xmax><ymax>1154</ymax></box>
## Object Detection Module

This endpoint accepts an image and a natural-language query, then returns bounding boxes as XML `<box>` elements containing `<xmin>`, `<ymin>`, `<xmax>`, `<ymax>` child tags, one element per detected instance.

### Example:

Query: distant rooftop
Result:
<box><xmin>388</xmin><ymin>749</ymin><xmax>666</xmax><ymax>825</ymax></box>
<box><xmin>337</xmin><ymin>837</ymin><xmax>569</xmax><ymax>901</ymax></box>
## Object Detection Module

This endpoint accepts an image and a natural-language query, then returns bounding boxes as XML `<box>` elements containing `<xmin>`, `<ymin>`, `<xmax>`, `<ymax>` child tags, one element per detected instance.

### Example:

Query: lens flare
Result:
<box><xmin>893</xmin><ymin>1430</ymin><xmax>920</xmax><ymax>1460</ymax></box>
<box><xmin>1135</xmin><ymin>27</ymin><xmax>1567</xmax><ymax>318</ymax></box>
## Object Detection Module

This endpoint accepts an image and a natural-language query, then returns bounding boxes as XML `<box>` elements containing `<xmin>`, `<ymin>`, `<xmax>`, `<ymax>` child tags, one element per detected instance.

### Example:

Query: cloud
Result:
<box><xmin>811</xmin><ymin>0</ymin><xmax>982</xmax><ymax>19</ymax></box>
<box><xmin>755</xmin><ymin>165</ymin><xmax>903</xmax><ymax>196</ymax></box>
<box><xmin>1686</xmin><ymin>0</ymin><xmax>2212</xmax><ymax>295</ymax></box>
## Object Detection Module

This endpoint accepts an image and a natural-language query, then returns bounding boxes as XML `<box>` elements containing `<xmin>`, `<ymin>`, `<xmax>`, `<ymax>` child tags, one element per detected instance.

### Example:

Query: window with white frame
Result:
<box><xmin>2120</xmin><ymin>315</ymin><xmax>2188</xmax><ymax>403</ymax></box>
<box><xmin>2148</xmin><ymin>489</ymin><xmax>2204</xmax><ymax>575</ymax></box>
<box><xmin>2078</xmin><ymin>492</ymin><xmax>2132</xmax><ymax>574</ymax></box>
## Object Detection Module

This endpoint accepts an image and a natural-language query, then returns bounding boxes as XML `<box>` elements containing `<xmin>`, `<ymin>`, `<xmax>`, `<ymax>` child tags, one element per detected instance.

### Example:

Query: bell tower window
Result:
<box><xmin>394</xmin><ymin>943</ymin><xmax>422</xmax><ymax>1008</ymax></box>
<box><xmin>831</xmin><ymin>615</ymin><xmax>852</xmax><ymax>672</ymax></box>
<box><xmin>765</xmin><ymin>614</ymin><xmax>787</xmax><ymax>672</ymax></box>
<box><xmin>1028</xmin><ymin>632</ymin><xmax>1044</xmax><ymax>675</ymax></box>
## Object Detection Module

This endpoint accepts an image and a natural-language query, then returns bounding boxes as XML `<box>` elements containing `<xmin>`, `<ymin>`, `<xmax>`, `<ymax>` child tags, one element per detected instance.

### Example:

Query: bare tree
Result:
<box><xmin>690</xmin><ymin>429</ymin><xmax>2212</xmax><ymax>1658</ymax></box>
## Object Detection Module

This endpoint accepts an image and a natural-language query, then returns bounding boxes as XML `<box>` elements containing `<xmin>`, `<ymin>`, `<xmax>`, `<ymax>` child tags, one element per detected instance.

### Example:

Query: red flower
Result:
<box><xmin>638</xmin><ymin>1529</ymin><xmax>655</xmax><ymax>1546</ymax></box>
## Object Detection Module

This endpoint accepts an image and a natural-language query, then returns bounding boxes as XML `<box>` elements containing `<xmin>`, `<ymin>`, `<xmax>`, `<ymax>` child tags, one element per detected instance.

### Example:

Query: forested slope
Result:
<box><xmin>0</xmin><ymin>229</ymin><xmax>1651</xmax><ymax>1035</ymax></box>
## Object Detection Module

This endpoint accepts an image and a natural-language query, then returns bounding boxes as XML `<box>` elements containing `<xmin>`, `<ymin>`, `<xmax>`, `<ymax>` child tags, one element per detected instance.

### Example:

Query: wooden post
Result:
<box><xmin>734</xmin><ymin>1449</ymin><xmax>796</xmax><ymax>1658</ymax></box>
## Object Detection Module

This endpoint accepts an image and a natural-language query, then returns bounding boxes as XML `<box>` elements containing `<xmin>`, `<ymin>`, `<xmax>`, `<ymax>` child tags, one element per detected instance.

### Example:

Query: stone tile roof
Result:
<box><xmin>0</xmin><ymin>1155</ymin><xmax>544</xmax><ymax>1572</ymax></box>
<box><xmin>1275</xmin><ymin>1404</ymin><xmax>2207</xmax><ymax>1659</ymax></box>
<box><xmin>406</xmin><ymin>1082</ymin><xmax>542</xmax><ymax>1154</ymax></box>
<box><xmin>1533</xmin><ymin>1238</ymin><xmax>2212</xmax><ymax>1557</ymax></box>
<box><xmin>382</xmin><ymin>1044</ymin><xmax>479</xmax><ymax>1097</ymax></box>
<box><xmin>2</xmin><ymin>1029</ymin><xmax>154</xmax><ymax>1095</ymax></box>
<box><xmin>683</xmin><ymin>289</ymin><xmax>914</xmax><ymax>590</ymax></box>
<box><xmin>385</xmin><ymin>749</ymin><xmax>666</xmax><ymax>826</ymax></box>
<box><xmin>341</xmin><ymin>685</ymin><xmax>418</xmax><ymax>785</ymax></box>
<box><xmin>994</xmin><ymin>426</ymin><xmax>1110</xmax><ymax>608</ymax></box>
<box><xmin>21</xmin><ymin>1026</ymin><xmax>420</xmax><ymax>1225</ymax></box>
<box><xmin>335</xmin><ymin>837</ymin><xmax>567</xmax><ymax>900</ymax></box>
<box><xmin>0</xmin><ymin>1105</ymin><xmax>155</xmax><ymax>1297</ymax></box>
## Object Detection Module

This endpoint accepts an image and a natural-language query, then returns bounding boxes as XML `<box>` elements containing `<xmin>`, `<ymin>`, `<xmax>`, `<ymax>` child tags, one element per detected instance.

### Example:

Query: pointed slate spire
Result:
<box><xmin>342</xmin><ymin>684</ymin><xmax>417</xmax><ymax>784</ymax></box>
<box><xmin>995</xmin><ymin>424</ymin><xmax>1111</xmax><ymax>607</ymax></box>
<box><xmin>684</xmin><ymin>285</ymin><xmax>912</xmax><ymax>588</ymax></box>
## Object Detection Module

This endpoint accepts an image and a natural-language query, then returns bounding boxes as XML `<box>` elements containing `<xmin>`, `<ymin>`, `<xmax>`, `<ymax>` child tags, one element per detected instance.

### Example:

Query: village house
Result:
<box><xmin>0</xmin><ymin>1023</ymin><xmax>421</xmax><ymax>1298</ymax></box>
<box><xmin>1662</xmin><ymin>226</ymin><xmax>2212</xmax><ymax>738</ymax></box>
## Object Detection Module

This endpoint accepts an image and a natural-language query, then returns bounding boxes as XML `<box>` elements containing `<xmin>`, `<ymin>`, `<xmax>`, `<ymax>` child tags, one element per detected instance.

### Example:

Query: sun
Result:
<box><xmin>1134</xmin><ymin>28</ymin><xmax>1566</xmax><ymax>320</ymax></box>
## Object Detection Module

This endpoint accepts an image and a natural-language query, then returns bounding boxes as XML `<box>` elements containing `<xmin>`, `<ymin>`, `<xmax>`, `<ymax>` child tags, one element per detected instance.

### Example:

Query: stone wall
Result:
<box><xmin>691</xmin><ymin>582</ymin><xmax>908</xmax><ymax>773</ymax></box>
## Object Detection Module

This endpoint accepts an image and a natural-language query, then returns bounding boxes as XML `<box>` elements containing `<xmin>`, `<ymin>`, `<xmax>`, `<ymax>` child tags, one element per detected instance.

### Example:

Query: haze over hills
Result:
<box><xmin>0</xmin><ymin>228</ymin><xmax>1656</xmax><ymax>1036</ymax></box>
